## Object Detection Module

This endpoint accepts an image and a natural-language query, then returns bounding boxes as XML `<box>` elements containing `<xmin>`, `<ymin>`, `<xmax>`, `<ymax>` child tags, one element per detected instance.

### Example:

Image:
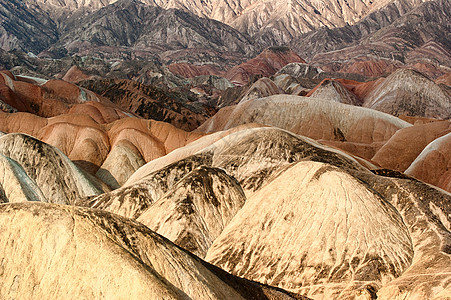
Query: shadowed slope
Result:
<box><xmin>0</xmin><ymin>154</ymin><xmax>47</xmax><ymax>203</ymax></box>
<box><xmin>0</xmin><ymin>133</ymin><xmax>103</xmax><ymax>204</ymax></box>
<box><xmin>0</xmin><ymin>112</ymin><xmax>202</xmax><ymax>186</ymax></box>
<box><xmin>137</xmin><ymin>166</ymin><xmax>246</xmax><ymax>257</ymax></box>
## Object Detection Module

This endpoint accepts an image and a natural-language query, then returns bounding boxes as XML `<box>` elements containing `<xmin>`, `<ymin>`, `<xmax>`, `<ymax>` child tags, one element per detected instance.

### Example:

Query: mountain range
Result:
<box><xmin>0</xmin><ymin>0</ymin><xmax>448</xmax><ymax>83</ymax></box>
<box><xmin>27</xmin><ymin>0</ymin><xmax>433</xmax><ymax>44</ymax></box>
<box><xmin>1</xmin><ymin>0</ymin><xmax>451</xmax><ymax>299</ymax></box>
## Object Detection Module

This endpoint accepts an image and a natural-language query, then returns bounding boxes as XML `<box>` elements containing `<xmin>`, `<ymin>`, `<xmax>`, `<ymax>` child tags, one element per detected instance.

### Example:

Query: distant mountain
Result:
<box><xmin>28</xmin><ymin>0</ymin><xmax>433</xmax><ymax>45</ymax></box>
<box><xmin>1</xmin><ymin>0</ymin><xmax>448</xmax><ymax>79</ymax></box>
<box><xmin>292</xmin><ymin>0</ymin><xmax>451</xmax><ymax>78</ymax></box>
<box><xmin>2</xmin><ymin>0</ymin><xmax>256</xmax><ymax>60</ymax></box>
<box><xmin>50</xmin><ymin>0</ymin><xmax>256</xmax><ymax>58</ymax></box>
<box><xmin>0</xmin><ymin>0</ymin><xmax>58</xmax><ymax>53</ymax></box>
<box><xmin>1</xmin><ymin>0</ymin><xmax>449</xmax><ymax>83</ymax></box>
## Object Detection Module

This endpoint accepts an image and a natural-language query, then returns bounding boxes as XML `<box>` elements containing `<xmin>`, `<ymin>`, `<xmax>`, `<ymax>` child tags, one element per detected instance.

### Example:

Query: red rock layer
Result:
<box><xmin>78</xmin><ymin>79</ymin><xmax>210</xmax><ymax>131</ymax></box>
<box><xmin>398</xmin><ymin>115</ymin><xmax>442</xmax><ymax>125</ymax></box>
<box><xmin>0</xmin><ymin>70</ymin><xmax>129</xmax><ymax>122</ymax></box>
<box><xmin>436</xmin><ymin>73</ymin><xmax>451</xmax><ymax>86</ymax></box>
<box><xmin>372</xmin><ymin>120</ymin><xmax>451</xmax><ymax>172</ymax></box>
<box><xmin>225</xmin><ymin>47</ymin><xmax>306</xmax><ymax>85</ymax></box>
<box><xmin>340</xmin><ymin>59</ymin><xmax>401</xmax><ymax>78</ymax></box>
<box><xmin>405</xmin><ymin>132</ymin><xmax>451</xmax><ymax>193</ymax></box>
<box><xmin>407</xmin><ymin>62</ymin><xmax>447</xmax><ymax>80</ymax></box>
<box><xmin>168</xmin><ymin>63</ymin><xmax>224</xmax><ymax>78</ymax></box>
<box><xmin>335</xmin><ymin>78</ymin><xmax>385</xmax><ymax>102</ymax></box>
<box><xmin>0</xmin><ymin>111</ymin><xmax>203</xmax><ymax>175</ymax></box>
<box><xmin>62</xmin><ymin>65</ymin><xmax>94</xmax><ymax>83</ymax></box>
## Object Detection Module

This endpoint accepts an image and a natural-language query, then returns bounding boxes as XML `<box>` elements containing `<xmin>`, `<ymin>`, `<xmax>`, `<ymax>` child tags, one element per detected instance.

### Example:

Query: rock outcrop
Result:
<box><xmin>136</xmin><ymin>166</ymin><xmax>246</xmax><ymax>257</ymax></box>
<box><xmin>196</xmin><ymin>91</ymin><xmax>416</xmax><ymax>161</ymax></box>
<box><xmin>0</xmin><ymin>133</ymin><xmax>103</xmax><ymax>204</ymax></box>
<box><xmin>204</xmin><ymin>159</ymin><xmax>451</xmax><ymax>298</ymax></box>
<box><xmin>1</xmin><ymin>119</ymin><xmax>450</xmax><ymax>299</ymax></box>
<box><xmin>62</xmin><ymin>65</ymin><xmax>95</xmax><ymax>83</ymax></box>
<box><xmin>197</xmin><ymin>95</ymin><xmax>411</xmax><ymax>145</ymax></box>
<box><xmin>126</xmin><ymin>127</ymin><xmax>369</xmax><ymax>194</ymax></box>
<box><xmin>363</xmin><ymin>69</ymin><xmax>451</xmax><ymax>119</ymax></box>
<box><xmin>271</xmin><ymin>74</ymin><xmax>309</xmax><ymax>95</ymax></box>
<box><xmin>0</xmin><ymin>202</ymin><xmax>304</xmax><ymax>300</ymax></box>
<box><xmin>206</xmin><ymin>161</ymin><xmax>414</xmax><ymax>298</ymax></box>
<box><xmin>79</xmin><ymin>155</ymin><xmax>217</xmax><ymax>222</ymax></box>
<box><xmin>307</xmin><ymin>79</ymin><xmax>361</xmax><ymax>106</ymax></box>
<box><xmin>0</xmin><ymin>70</ymin><xmax>129</xmax><ymax>121</ymax></box>
<box><xmin>237</xmin><ymin>77</ymin><xmax>284</xmax><ymax>104</ymax></box>
<box><xmin>79</xmin><ymin>78</ymin><xmax>211</xmax><ymax>131</ymax></box>
<box><xmin>0</xmin><ymin>112</ymin><xmax>202</xmax><ymax>186</ymax></box>
<box><xmin>275</xmin><ymin>63</ymin><xmax>323</xmax><ymax>79</ymax></box>
<box><xmin>225</xmin><ymin>47</ymin><xmax>305</xmax><ymax>85</ymax></box>
<box><xmin>95</xmin><ymin>140</ymin><xmax>146</xmax><ymax>189</ymax></box>
<box><xmin>83</xmin><ymin>125</ymin><xmax>451</xmax><ymax>299</ymax></box>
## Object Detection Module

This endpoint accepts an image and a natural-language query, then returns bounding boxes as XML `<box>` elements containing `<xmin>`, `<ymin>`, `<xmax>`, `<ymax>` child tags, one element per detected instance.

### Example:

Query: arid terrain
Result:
<box><xmin>0</xmin><ymin>0</ymin><xmax>450</xmax><ymax>298</ymax></box>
